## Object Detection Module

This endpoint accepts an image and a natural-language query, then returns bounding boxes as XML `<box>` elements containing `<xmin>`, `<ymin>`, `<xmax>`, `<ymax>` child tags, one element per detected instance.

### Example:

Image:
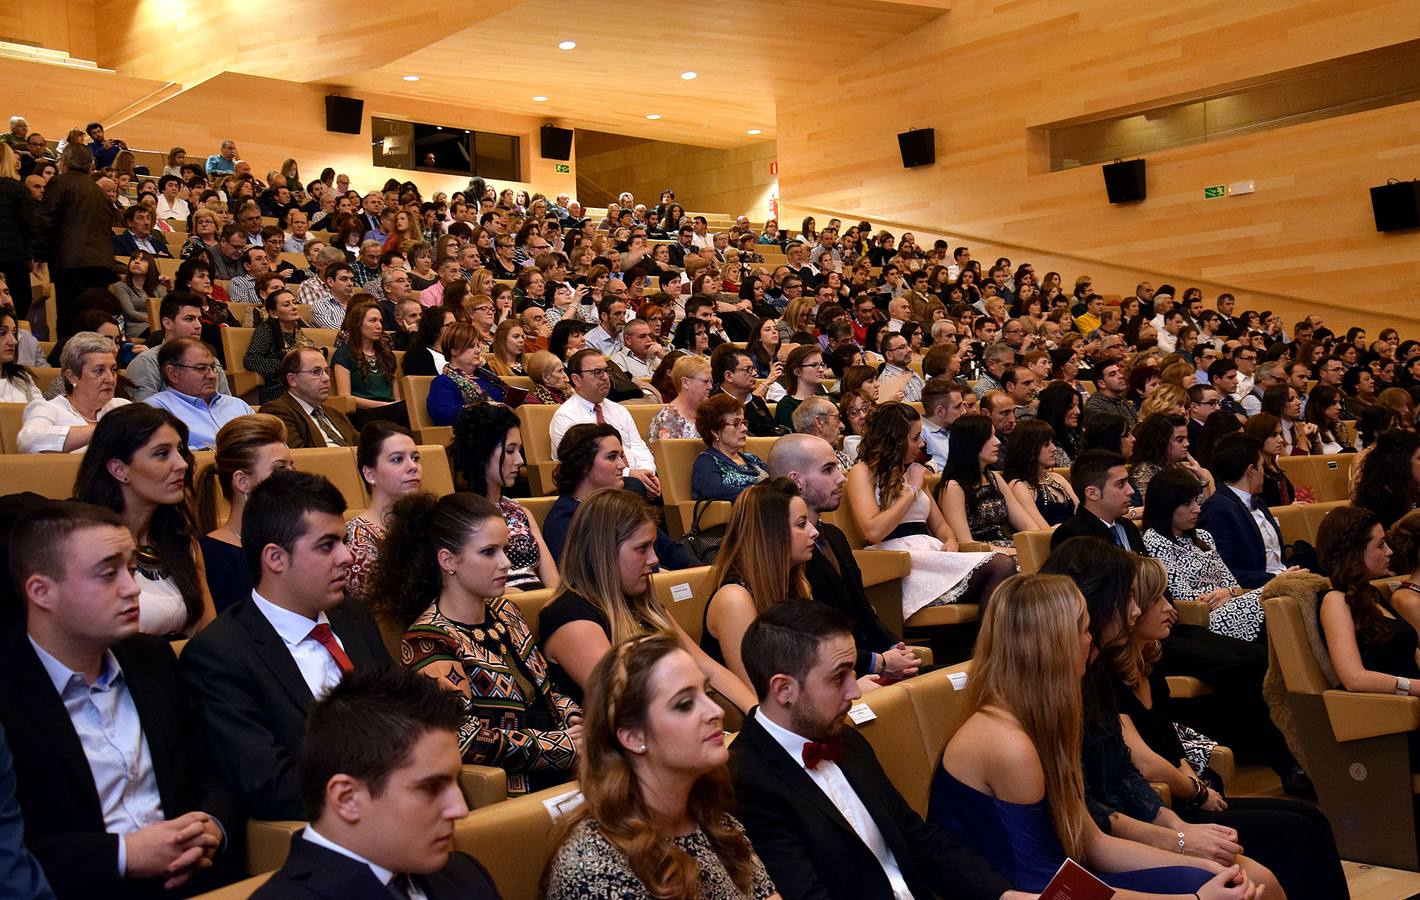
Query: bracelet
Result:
<box><xmin>1177</xmin><ymin>831</ymin><xmax>1186</xmax><ymax>854</ymax></box>
<box><xmin>1398</xmin><ymin>676</ymin><xmax>1412</xmax><ymax>696</ymax></box>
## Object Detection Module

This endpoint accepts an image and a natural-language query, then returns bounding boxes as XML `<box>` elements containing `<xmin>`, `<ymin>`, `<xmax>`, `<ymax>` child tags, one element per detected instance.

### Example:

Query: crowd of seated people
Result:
<box><xmin>6</xmin><ymin>119</ymin><xmax>1420</xmax><ymax>899</ymax></box>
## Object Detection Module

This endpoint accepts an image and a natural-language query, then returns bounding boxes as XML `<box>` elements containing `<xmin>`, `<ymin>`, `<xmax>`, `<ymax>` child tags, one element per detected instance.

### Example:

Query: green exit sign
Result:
<box><xmin>554</xmin><ymin>163</ymin><xmax>570</xmax><ymax>174</ymax></box>
<box><xmin>1203</xmin><ymin>184</ymin><xmax>1225</xmax><ymax>199</ymax></box>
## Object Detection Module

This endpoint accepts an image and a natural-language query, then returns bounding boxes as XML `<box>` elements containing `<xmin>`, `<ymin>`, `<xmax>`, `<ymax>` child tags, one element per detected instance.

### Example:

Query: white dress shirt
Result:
<box><xmin>18</xmin><ymin>396</ymin><xmax>130</xmax><ymax>453</ymax></box>
<box><xmin>155</xmin><ymin>196</ymin><xmax>190</xmax><ymax>222</ymax></box>
<box><xmin>0</xmin><ymin>374</ymin><xmax>41</xmax><ymax>405</ymax></box>
<box><xmin>754</xmin><ymin>710</ymin><xmax>913</xmax><ymax>900</ymax></box>
<box><xmin>549</xmin><ymin>394</ymin><xmax>657</xmax><ymax>472</ymax></box>
<box><xmin>1227</xmin><ymin>485</ymin><xmax>1284</xmax><ymax>574</ymax></box>
<box><xmin>249</xmin><ymin>590</ymin><xmax>346</xmax><ymax>698</ymax></box>
<box><xmin>301</xmin><ymin>827</ymin><xmax>428</xmax><ymax>899</ymax></box>
<box><xmin>29</xmin><ymin>638</ymin><xmax>164</xmax><ymax>876</ymax></box>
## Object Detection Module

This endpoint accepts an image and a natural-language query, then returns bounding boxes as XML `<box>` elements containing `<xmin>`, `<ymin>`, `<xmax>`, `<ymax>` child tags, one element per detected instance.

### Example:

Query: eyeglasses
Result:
<box><xmin>173</xmin><ymin>363</ymin><xmax>218</xmax><ymax>374</ymax></box>
<box><xmin>577</xmin><ymin>368</ymin><xmax>609</xmax><ymax>378</ymax></box>
<box><xmin>732</xmin><ymin>365</ymin><xmax>757</xmax><ymax>375</ymax></box>
<box><xmin>471</xmin><ymin>304</ymin><xmax>494</xmax><ymax>313</ymax></box>
<box><xmin>296</xmin><ymin>367</ymin><xmax>330</xmax><ymax>377</ymax></box>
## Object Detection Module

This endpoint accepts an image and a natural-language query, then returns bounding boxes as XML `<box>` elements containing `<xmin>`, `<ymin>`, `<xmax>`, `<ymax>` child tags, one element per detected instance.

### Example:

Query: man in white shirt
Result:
<box><xmin>611</xmin><ymin>317</ymin><xmax>664</xmax><ymax>381</ymax></box>
<box><xmin>155</xmin><ymin>175</ymin><xmax>190</xmax><ymax>222</ymax></box>
<box><xmin>920</xmin><ymin>377</ymin><xmax>966</xmax><ymax>472</ymax></box>
<box><xmin>876</xmin><ymin>333</ymin><xmax>923</xmax><ymax>402</ymax></box>
<box><xmin>549</xmin><ymin>349</ymin><xmax>660</xmax><ymax>497</ymax></box>
<box><xmin>729</xmin><ymin>601</ymin><xmax>1023</xmax><ymax>900</ymax></box>
<box><xmin>1156</xmin><ymin>307</ymin><xmax>1185</xmax><ymax>353</ymax></box>
<box><xmin>1230</xmin><ymin>345</ymin><xmax>1259</xmax><ymax>410</ymax></box>
<box><xmin>584</xmin><ymin>297</ymin><xmax>627</xmax><ymax>355</ymax></box>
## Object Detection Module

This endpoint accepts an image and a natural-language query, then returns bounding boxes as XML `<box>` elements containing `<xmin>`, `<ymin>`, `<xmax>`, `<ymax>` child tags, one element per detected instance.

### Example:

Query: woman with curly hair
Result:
<box><xmin>848</xmin><ymin>404</ymin><xmax>1008</xmax><ymax>619</ymax></box>
<box><xmin>1139</xmin><ymin>382</ymin><xmax>1187</xmax><ymax>421</ymax></box>
<box><xmin>542</xmin><ymin>632</ymin><xmax>775</xmax><ymax>899</ymax></box>
<box><xmin>1130</xmin><ymin>412</ymin><xmax>1214</xmax><ymax>502</ymax></box>
<box><xmin>450</xmin><ymin>402</ymin><xmax>558</xmax><ymax>591</ymax></box>
<box><xmin>372</xmin><ymin>490</ymin><xmax>580</xmax><ymax>796</ymax></box>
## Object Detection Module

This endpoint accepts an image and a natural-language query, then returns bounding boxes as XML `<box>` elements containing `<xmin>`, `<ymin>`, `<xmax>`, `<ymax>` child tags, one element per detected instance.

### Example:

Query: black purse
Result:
<box><xmin>683</xmin><ymin>499</ymin><xmax>726</xmax><ymax>564</ymax></box>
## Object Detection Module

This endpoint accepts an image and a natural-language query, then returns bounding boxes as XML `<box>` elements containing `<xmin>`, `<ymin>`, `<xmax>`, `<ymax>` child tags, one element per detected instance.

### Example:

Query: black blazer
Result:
<box><xmin>179</xmin><ymin>597</ymin><xmax>390</xmax><ymax>820</ymax></box>
<box><xmin>112</xmin><ymin>230</ymin><xmax>173</xmax><ymax>258</ymax></box>
<box><xmin>1050</xmin><ymin>509</ymin><xmax>1144</xmax><ymax>553</ymax></box>
<box><xmin>1197</xmin><ymin>486</ymin><xmax>1281</xmax><ymax>589</ymax></box>
<box><xmin>251</xmin><ymin>830</ymin><xmax>501</xmax><ymax>900</ymax></box>
<box><xmin>806</xmin><ymin>522</ymin><xmax>899</xmax><ymax>676</ymax></box>
<box><xmin>0</xmin><ymin>631</ymin><xmax>239</xmax><ymax>899</ymax></box>
<box><xmin>729</xmin><ymin>713</ymin><xmax>1010</xmax><ymax>900</ymax></box>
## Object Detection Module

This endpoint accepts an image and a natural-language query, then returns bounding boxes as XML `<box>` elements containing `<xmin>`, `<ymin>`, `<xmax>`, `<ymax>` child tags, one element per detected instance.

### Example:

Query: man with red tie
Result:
<box><xmin>729</xmin><ymin>601</ymin><xmax>1029</xmax><ymax>900</ymax></box>
<box><xmin>180</xmin><ymin>470</ymin><xmax>390</xmax><ymax>821</ymax></box>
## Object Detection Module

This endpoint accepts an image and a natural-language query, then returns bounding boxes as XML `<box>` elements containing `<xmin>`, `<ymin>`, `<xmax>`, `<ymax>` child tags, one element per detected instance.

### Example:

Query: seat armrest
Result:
<box><xmin>1208</xmin><ymin>745</ymin><xmax>1235</xmax><ymax>788</ymax></box>
<box><xmin>246</xmin><ymin>819</ymin><xmax>304</xmax><ymax>875</ymax></box>
<box><xmin>851</xmin><ymin>549</ymin><xmax>911</xmax><ymax>587</ymax></box>
<box><xmin>907</xmin><ymin>645</ymin><xmax>934</xmax><ymax>667</ymax></box>
<box><xmin>1323</xmin><ymin>690</ymin><xmax>1420</xmax><ymax>742</ymax></box>
<box><xmin>1174</xmin><ymin>600</ymin><xmax>1210</xmax><ymax>628</ymax></box>
<box><xmin>1150</xmin><ymin>783</ymin><xmax>1173</xmax><ymax>807</ymax></box>
<box><xmin>1166</xmin><ymin>676</ymin><xmax>1212</xmax><ymax>698</ymax></box>
<box><xmin>458</xmin><ymin>764</ymin><xmax>509</xmax><ymax>809</ymax></box>
<box><xmin>959</xmin><ymin>541</ymin><xmax>993</xmax><ymax>553</ymax></box>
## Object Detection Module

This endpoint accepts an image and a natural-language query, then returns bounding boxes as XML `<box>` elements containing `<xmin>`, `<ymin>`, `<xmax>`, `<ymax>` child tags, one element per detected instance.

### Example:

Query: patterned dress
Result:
<box><xmin>403</xmin><ymin>596</ymin><xmax>580</xmax><ymax>796</ymax></box>
<box><xmin>544</xmin><ymin>816</ymin><xmax>775</xmax><ymax>900</ymax></box>
<box><xmin>647</xmin><ymin>404</ymin><xmax>699</xmax><ymax>444</ymax></box>
<box><xmin>1142</xmin><ymin>527</ymin><xmax>1265</xmax><ymax>642</ymax></box>
<box><xmin>343</xmin><ymin>514</ymin><xmax>385</xmax><ymax>600</ymax></box>
<box><xmin>499</xmin><ymin>496</ymin><xmax>545</xmax><ymax>591</ymax></box>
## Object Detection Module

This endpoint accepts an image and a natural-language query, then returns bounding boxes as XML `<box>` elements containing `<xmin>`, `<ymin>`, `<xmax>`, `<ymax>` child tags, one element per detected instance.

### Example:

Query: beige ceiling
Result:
<box><xmin>335</xmin><ymin>0</ymin><xmax>946</xmax><ymax>148</ymax></box>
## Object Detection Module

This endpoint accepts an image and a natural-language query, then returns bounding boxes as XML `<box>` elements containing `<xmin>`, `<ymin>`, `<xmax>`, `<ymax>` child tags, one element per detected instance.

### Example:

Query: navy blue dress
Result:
<box><xmin>927</xmin><ymin>765</ymin><xmax>1212</xmax><ymax>893</ymax></box>
<box><xmin>199</xmin><ymin>535</ymin><xmax>252</xmax><ymax>614</ymax></box>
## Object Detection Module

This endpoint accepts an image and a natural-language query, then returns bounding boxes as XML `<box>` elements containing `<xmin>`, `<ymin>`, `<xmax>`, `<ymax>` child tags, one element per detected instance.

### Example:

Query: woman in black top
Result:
<box><xmin>400</xmin><ymin>305</ymin><xmax>456</xmax><ymax>377</ymax></box>
<box><xmin>243</xmin><ymin>288</ymin><xmax>314</xmax><ymax>403</ymax></box>
<box><xmin>1354</xmin><ymin>429</ymin><xmax>1420</xmax><ymax>528</ymax></box>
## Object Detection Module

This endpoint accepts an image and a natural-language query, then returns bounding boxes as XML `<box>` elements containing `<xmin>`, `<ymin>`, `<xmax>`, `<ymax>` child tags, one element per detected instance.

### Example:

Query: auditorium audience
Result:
<box><xmin>536</xmin><ymin>488</ymin><xmax>754</xmax><ymax>710</ymax></box>
<box><xmin>18</xmin><ymin>330</ymin><xmax>128</xmax><ymax>452</ymax></box>
<box><xmin>345</xmin><ymin>422</ymin><xmax>422</xmax><ymax>599</ymax></box>
<box><xmin>543</xmin><ymin>632</ymin><xmax>774</xmax><ymax>900</ymax></box>
<box><xmin>195</xmin><ymin>413</ymin><xmax>293</xmax><ymax>614</ymax></box>
<box><xmin>74</xmin><ymin>404</ymin><xmax>213</xmax><ymax>636</ymax></box>
<box><xmin>180</xmin><ymin>469</ymin><xmax>389</xmax><ymax>820</ymax></box>
<box><xmin>370</xmin><ymin>492</ymin><xmax>579</xmax><ymax>795</ymax></box>
<box><xmin>450</xmin><ymin>402</ymin><xmax>558</xmax><ymax>591</ymax></box>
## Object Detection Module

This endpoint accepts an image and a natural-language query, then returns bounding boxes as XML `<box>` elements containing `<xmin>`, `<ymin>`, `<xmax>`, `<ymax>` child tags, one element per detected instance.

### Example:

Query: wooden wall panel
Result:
<box><xmin>577</xmin><ymin>139</ymin><xmax>779</xmax><ymax>223</ymax></box>
<box><xmin>776</xmin><ymin>0</ymin><xmax>1420</xmax><ymax>325</ymax></box>
<box><xmin>112</xmin><ymin>72</ymin><xmax>577</xmax><ymax>202</ymax></box>
<box><xmin>0</xmin><ymin>57</ymin><xmax>171</xmax><ymax>141</ymax></box>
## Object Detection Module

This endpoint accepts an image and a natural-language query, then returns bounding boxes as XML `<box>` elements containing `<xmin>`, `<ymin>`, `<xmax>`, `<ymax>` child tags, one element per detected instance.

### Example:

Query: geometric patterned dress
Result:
<box><xmin>403</xmin><ymin>596</ymin><xmax>581</xmax><ymax>795</ymax></box>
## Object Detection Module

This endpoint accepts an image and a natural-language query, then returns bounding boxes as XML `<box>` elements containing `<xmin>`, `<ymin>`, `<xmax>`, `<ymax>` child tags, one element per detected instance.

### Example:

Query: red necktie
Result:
<box><xmin>592</xmin><ymin>402</ymin><xmax>606</xmax><ymax>424</ymax></box>
<box><xmin>308</xmin><ymin>622</ymin><xmax>354</xmax><ymax>674</ymax></box>
<box><xmin>802</xmin><ymin>737</ymin><xmax>844</xmax><ymax>770</ymax></box>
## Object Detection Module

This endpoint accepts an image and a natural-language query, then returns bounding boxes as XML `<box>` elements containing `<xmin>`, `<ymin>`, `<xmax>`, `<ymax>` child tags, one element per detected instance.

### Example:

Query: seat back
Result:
<box><xmin>1263</xmin><ymin>596</ymin><xmax>1331</xmax><ymax>696</ymax></box>
<box><xmin>650</xmin><ymin>567</ymin><xmax>715</xmax><ymax>642</ymax></box>
<box><xmin>1270</xmin><ymin>503</ymin><xmax>1310</xmax><ymax>546</ymax></box>
<box><xmin>902</xmin><ymin>668</ymin><xmax>970</xmax><ymax>771</ymax></box>
<box><xmin>744</xmin><ymin>436</ymin><xmax>777</xmax><ymax>460</ymax></box>
<box><xmin>289</xmin><ymin>447</ymin><xmax>366</xmax><ymax>510</ymax></box>
<box><xmin>1277</xmin><ymin>453</ymin><xmax>1353</xmax><ymax>502</ymax></box>
<box><xmin>452</xmin><ymin>784</ymin><xmax>582</xmax><ymax>900</ymax></box>
<box><xmin>401</xmin><ymin>375</ymin><xmax>438</xmax><ymax>442</ymax></box>
<box><xmin>0</xmin><ymin>402</ymin><xmax>25</xmax><ymax>453</ymax></box>
<box><xmin>820</xmin><ymin>506</ymin><xmax>867</xmax><ymax>550</ymax></box>
<box><xmin>626</xmin><ymin>403</ymin><xmax>663</xmax><ymax>443</ymax></box>
<box><xmin>523</xmin><ymin>496</ymin><xmax>556</xmax><ymax>530</ymax></box>
<box><xmin>221</xmin><ymin>328</ymin><xmax>256</xmax><ymax>377</ymax></box>
<box><xmin>517</xmin><ymin>403</ymin><xmax>560</xmax><ymax>464</ymax></box>
<box><xmin>651</xmin><ymin>438</ymin><xmax>704</xmax><ymax>507</ymax></box>
<box><xmin>28</xmin><ymin>367</ymin><xmax>61</xmax><ymax>394</ymax></box>
<box><xmin>419</xmin><ymin>444</ymin><xmax>455</xmax><ymax>497</ymax></box>
<box><xmin>851</xmin><ymin>682</ymin><xmax>935</xmax><ymax>816</ymax></box>
<box><xmin>506</xmin><ymin>587</ymin><xmax>557</xmax><ymax>643</ymax></box>
<box><xmin>1300</xmin><ymin>499</ymin><xmax>1349</xmax><ymax>546</ymax></box>
<box><xmin>1012</xmin><ymin>527</ymin><xmax>1055</xmax><ymax>574</ymax></box>
<box><xmin>0</xmin><ymin>453</ymin><xmax>81</xmax><ymax>498</ymax></box>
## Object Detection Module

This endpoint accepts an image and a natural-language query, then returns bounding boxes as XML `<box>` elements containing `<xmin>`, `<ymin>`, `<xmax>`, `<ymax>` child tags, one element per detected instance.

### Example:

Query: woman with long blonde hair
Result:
<box><xmin>542</xmin><ymin>632</ymin><xmax>777</xmax><ymax>899</ymax></box>
<box><xmin>932</xmin><ymin>573</ymin><xmax>1238</xmax><ymax>897</ymax></box>
<box><xmin>536</xmin><ymin>489</ymin><xmax>755</xmax><ymax>712</ymax></box>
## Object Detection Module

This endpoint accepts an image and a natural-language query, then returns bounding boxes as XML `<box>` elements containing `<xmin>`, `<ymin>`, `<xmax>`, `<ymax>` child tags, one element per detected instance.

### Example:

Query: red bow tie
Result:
<box><xmin>802</xmin><ymin>737</ymin><xmax>844</xmax><ymax>770</ymax></box>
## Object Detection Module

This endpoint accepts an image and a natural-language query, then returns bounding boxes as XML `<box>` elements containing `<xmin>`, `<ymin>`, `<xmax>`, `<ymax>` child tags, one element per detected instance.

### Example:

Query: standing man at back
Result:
<box><xmin>33</xmin><ymin>143</ymin><xmax>116</xmax><ymax>341</ymax></box>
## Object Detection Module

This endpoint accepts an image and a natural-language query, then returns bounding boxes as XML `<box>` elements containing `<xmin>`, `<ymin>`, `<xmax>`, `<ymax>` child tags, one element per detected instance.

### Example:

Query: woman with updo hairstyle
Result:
<box><xmin>542</xmin><ymin>632</ymin><xmax>775</xmax><ymax>900</ymax></box>
<box><xmin>1354</xmin><ymin>428</ymin><xmax>1420</xmax><ymax>528</ymax></box>
<box><xmin>850</xmin><ymin>404</ymin><xmax>1011</xmax><ymax>620</ymax></box>
<box><xmin>371</xmin><ymin>491</ymin><xmax>581</xmax><ymax>796</ymax></box>
<box><xmin>344</xmin><ymin>421</ymin><xmax>422</xmax><ymax>599</ymax></box>
<box><xmin>195</xmin><ymin>413</ymin><xmax>293</xmax><ymax>613</ymax></box>
<box><xmin>536</xmin><ymin>489</ymin><xmax>754</xmax><ymax>711</ymax></box>
<box><xmin>450</xmin><ymin>402</ymin><xmax>558</xmax><ymax>591</ymax></box>
<box><xmin>74</xmin><ymin>403</ymin><xmax>212</xmax><ymax>636</ymax></box>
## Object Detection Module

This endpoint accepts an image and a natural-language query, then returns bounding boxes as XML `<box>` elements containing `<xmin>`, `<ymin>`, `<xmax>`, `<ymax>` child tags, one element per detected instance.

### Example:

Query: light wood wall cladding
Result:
<box><xmin>339</xmin><ymin>0</ymin><xmax>944</xmax><ymax>149</ymax></box>
<box><xmin>0</xmin><ymin>57</ymin><xmax>171</xmax><ymax>141</ymax></box>
<box><xmin>775</xmin><ymin>0</ymin><xmax>1420</xmax><ymax>324</ymax></box>
<box><xmin>577</xmin><ymin>139</ymin><xmax>779</xmax><ymax>224</ymax></box>
<box><xmin>111</xmin><ymin>72</ymin><xmax>577</xmax><ymax>201</ymax></box>
<box><xmin>0</xmin><ymin>0</ymin><xmax>95</xmax><ymax>60</ymax></box>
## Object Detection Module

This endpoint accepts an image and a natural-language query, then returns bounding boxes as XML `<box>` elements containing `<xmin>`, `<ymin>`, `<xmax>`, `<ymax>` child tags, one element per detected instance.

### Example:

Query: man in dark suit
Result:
<box><xmin>1050</xmin><ymin>449</ymin><xmax>1143</xmax><ymax>552</ymax></box>
<box><xmin>0</xmin><ymin>502</ymin><xmax>234</xmax><ymax>899</ymax></box>
<box><xmin>32</xmin><ymin>142</ymin><xmax>119</xmax><ymax>341</ymax></box>
<box><xmin>710</xmin><ymin>346</ymin><xmax>786</xmax><ymax>438</ymax></box>
<box><xmin>259</xmin><ymin>347</ymin><xmax>357</xmax><ymax>448</ymax></box>
<box><xmin>1198</xmin><ymin>435</ymin><xmax>1295</xmax><ymax>589</ymax></box>
<box><xmin>111</xmin><ymin>205</ymin><xmax>172</xmax><ymax>258</ymax></box>
<box><xmin>1186</xmin><ymin>383</ymin><xmax>1220</xmax><ymax>457</ymax></box>
<box><xmin>0</xmin><ymin>726</ymin><xmax>53</xmax><ymax>900</ymax></box>
<box><xmin>767</xmin><ymin>434</ymin><xmax>920</xmax><ymax>681</ymax></box>
<box><xmin>180</xmin><ymin>470</ymin><xmax>390</xmax><ymax>821</ymax></box>
<box><xmin>252</xmin><ymin>667</ymin><xmax>499</xmax><ymax>899</ymax></box>
<box><xmin>729</xmin><ymin>601</ymin><xmax>1023</xmax><ymax>900</ymax></box>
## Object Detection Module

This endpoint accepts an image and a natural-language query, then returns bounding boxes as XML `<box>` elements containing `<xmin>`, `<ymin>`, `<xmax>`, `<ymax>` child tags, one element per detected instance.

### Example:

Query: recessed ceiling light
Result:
<box><xmin>402</xmin><ymin>75</ymin><xmax>420</xmax><ymax>82</ymax></box>
<box><xmin>746</xmin><ymin>129</ymin><xmax>762</xmax><ymax>135</ymax></box>
<box><xmin>681</xmin><ymin>71</ymin><xmax>697</xmax><ymax>80</ymax></box>
<box><xmin>532</xmin><ymin>95</ymin><xmax>549</xmax><ymax>102</ymax></box>
<box><xmin>558</xmin><ymin>40</ymin><xmax>576</xmax><ymax>50</ymax></box>
<box><xmin>645</xmin><ymin>114</ymin><xmax>662</xmax><ymax>120</ymax></box>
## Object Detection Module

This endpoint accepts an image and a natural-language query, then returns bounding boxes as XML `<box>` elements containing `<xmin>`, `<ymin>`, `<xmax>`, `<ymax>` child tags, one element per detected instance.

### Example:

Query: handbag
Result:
<box><xmin>683</xmin><ymin>499</ymin><xmax>726</xmax><ymax>564</ymax></box>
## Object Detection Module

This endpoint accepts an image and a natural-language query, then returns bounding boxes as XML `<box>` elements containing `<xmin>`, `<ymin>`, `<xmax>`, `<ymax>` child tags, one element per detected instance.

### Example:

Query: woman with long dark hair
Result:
<box><xmin>1034</xmin><ymin>381</ymin><xmax>1082</xmax><ymax>466</ymax></box>
<box><xmin>1260</xmin><ymin>384</ymin><xmax>1314</xmax><ymax>456</ymax></box>
<box><xmin>109</xmin><ymin>249</ymin><xmax>166</xmax><ymax>338</ymax></box>
<box><xmin>74</xmin><ymin>404</ymin><xmax>213</xmax><ymax>636</ymax></box>
<box><xmin>371</xmin><ymin>491</ymin><xmax>580</xmax><ymax>796</ymax></box>
<box><xmin>1241</xmin><ymin>413</ymin><xmax>1298</xmax><ymax>507</ymax></box>
<box><xmin>243</xmin><ymin>288</ymin><xmax>314</xmax><ymax>403</ymax></box>
<box><xmin>0</xmin><ymin>306</ymin><xmax>39</xmax><ymax>404</ymax></box>
<box><xmin>1002</xmin><ymin>418</ymin><xmax>1077</xmax><ymax>527</ymax></box>
<box><xmin>332</xmin><ymin>297</ymin><xmax>405</xmax><ymax>426</ymax></box>
<box><xmin>1354</xmin><ymin>428</ymin><xmax>1420</xmax><ymax>527</ymax></box>
<box><xmin>937</xmin><ymin>413</ymin><xmax>1040</xmax><ymax>547</ymax></box>
<box><xmin>344</xmin><ymin>421</ymin><xmax>422</xmax><ymax>599</ymax></box>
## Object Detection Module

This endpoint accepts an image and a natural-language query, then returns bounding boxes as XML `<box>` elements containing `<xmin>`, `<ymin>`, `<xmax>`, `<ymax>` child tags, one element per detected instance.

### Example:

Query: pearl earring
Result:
<box><xmin>637</xmin><ymin>745</ymin><xmax>646</xmax><ymax>753</ymax></box>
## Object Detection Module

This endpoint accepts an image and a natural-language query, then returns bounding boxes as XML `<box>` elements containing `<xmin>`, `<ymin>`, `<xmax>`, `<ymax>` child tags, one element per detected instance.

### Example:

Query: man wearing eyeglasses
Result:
<box><xmin>1186</xmin><ymin>384</ymin><xmax>1220</xmax><ymax>457</ymax></box>
<box><xmin>549</xmin><ymin>349</ymin><xmax>660</xmax><ymax>497</ymax></box>
<box><xmin>127</xmin><ymin>293</ymin><xmax>234</xmax><ymax>401</ymax></box>
<box><xmin>261</xmin><ymin>347</ymin><xmax>357</xmax><ymax>448</ymax></box>
<box><xmin>143</xmin><ymin>339</ymin><xmax>253</xmax><ymax>449</ymax></box>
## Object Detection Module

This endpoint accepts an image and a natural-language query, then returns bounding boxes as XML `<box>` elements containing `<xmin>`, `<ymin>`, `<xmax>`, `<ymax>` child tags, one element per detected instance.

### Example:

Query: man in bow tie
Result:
<box><xmin>728</xmin><ymin>601</ymin><xmax>1028</xmax><ymax>900</ymax></box>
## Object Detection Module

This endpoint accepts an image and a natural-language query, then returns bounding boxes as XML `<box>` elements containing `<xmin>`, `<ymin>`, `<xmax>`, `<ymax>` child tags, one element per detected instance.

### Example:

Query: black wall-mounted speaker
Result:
<box><xmin>540</xmin><ymin>126</ymin><xmax>574</xmax><ymax>161</ymax></box>
<box><xmin>1370</xmin><ymin>181</ymin><xmax>1420</xmax><ymax>232</ymax></box>
<box><xmin>324</xmin><ymin>95</ymin><xmax>364</xmax><ymax>135</ymax></box>
<box><xmin>1102</xmin><ymin>159</ymin><xmax>1147</xmax><ymax>203</ymax></box>
<box><xmin>897</xmin><ymin>129</ymin><xmax>936</xmax><ymax>168</ymax></box>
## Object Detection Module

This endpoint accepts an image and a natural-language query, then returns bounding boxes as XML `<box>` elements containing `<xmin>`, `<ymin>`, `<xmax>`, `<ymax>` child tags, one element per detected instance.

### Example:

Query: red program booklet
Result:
<box><xmin>1038</xmin><ymin>858</ymin><xmax>1115</xmax><ymax>900</ymax></box>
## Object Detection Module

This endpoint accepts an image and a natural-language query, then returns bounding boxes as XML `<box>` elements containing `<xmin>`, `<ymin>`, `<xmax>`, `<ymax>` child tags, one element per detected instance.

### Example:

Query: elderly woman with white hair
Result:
<box><xmin>18</xmin><ymin>331</ymin><xmax>130</xmax><ymax>452</ymax></box>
